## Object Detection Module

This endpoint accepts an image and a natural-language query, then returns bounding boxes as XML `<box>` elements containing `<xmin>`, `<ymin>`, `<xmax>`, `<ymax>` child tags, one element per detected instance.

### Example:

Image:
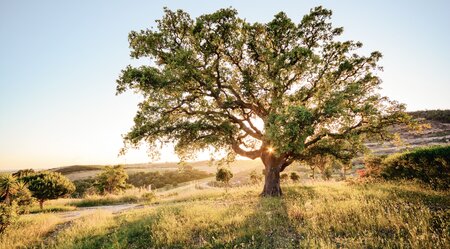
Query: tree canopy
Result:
<box><xmin>21</xmin><ymin>171</ymin><xmax>75</xmax><ymax>209</ymax></box>
<box><xmin>117</xmin><ymin>6</ymin><xmax>411</xmax><ymax>196</ymax></box>
<box><xmin>95</xmin><ymin>165</ymin><xmax>130</xmax><ymax>195</ymax></box>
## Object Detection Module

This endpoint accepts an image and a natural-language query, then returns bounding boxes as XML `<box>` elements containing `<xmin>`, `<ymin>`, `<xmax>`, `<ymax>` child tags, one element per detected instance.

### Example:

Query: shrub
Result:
<box><xmin>0</xmin><ymin>202</ymin><xmax>18</xmax><ymax>234</ymax></box>
<box><xmin>72</xmin><ymin>178</ymin><xmax>96</xmax><ymax>198</ymax></box>
<box><xmin>13</xmin><ymin>182</ymin><xmax>34</xmax><ymax>214</ymax></box>
<box><xmin>290</xmin><ymin>172</ymin><xmax>300</xmax><ymax>182</ymax></box>
<box><xmin>141</xmin><ymin>192</ymin><xmax>156</xmax><ymax>202</ymax></box>
<box><xmin>381</xmin><ymin>145</ymin><xmax>450</xmax><ymax>189</ymax></box>
<box><xmin>216</xmin><ymin>168</ymin><xmax>233</xmax><ymax>191</ymax></box>
<box><xmin>363</xmin><ymin>154</ymin><xmax>385</xmax><ymax>177</ymax></box>
<box><xmin>249</xmin><ymin>170</ymin><xmax>263</xmax><ymax>185</ymax></box>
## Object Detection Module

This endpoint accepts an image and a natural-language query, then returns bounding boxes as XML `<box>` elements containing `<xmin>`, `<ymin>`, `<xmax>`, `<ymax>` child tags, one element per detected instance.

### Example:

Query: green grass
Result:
<box><xmin>70</xmin><ymin>195</ymin><xmax>140</xmax><ymax>207</ymax></box>
<box><xmin>3</xmin><ymin>181</ymin><xmax>446</xmax><ymax>249</ymax></box>
<box><xmin>29</xmin><ymin>205</ymin><xmax>76</xmax><ymax>214</ymax></box>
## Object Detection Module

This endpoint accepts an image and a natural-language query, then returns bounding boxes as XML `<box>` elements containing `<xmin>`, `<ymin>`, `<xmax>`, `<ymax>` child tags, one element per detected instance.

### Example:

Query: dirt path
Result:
<box><xmin>56</xmin><ymin>203</ymin><xmax>141</xmax><ymax>221</ymax></box>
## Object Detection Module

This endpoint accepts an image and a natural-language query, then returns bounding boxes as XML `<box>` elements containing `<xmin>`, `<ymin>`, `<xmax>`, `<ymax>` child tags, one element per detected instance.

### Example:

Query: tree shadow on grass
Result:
<box><xmin>376</xmin><ymin>184</ymin><xmax>450</xmax><ymax>211</ymax></box>
<box><xmin>50</xmin><ymin>185</ymin><xmax>318</xmax><ymax>249</ymax></box>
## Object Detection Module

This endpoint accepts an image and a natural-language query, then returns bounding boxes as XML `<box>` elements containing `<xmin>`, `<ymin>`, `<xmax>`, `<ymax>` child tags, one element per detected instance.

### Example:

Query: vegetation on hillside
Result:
<box><xmin>1</xmin><ymin>182</ymin><xmax>447</xmax><ymax>248</ymax></box>
<box><xmin>380</xmin><ymin>145</ymin><xmax>450</xmax><ymax>189</ymax></box>
<box><xmin>128</xmin><ymin>169</ymin><xmax>212</xmax><ymax>190</ymax></box>
<box><xmin>94</xmin><ymin>165</ymin><xmax>131</xmax><ymax>195</ymax></box>
<box><xmin>53</xmin><ymin>165</ymin><xmax>102</xmax><ymax>175</ymax></box>
<box><xmin>409</xmin><ymin>109</ymin><xmax>450</xmax><ymax>123</ymax></box>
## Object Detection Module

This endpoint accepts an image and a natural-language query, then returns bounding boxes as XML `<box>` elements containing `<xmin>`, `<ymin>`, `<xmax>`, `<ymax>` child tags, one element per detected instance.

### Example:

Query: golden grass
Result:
<box><xmin>1</xmin><ymin>181</ymin><xmax>448</xmax><ymax>248</ymax></box>
<box><xmin>0</xmin><ymin>213</ymin><xmax>62</xmax><ymax>249</ymax></box>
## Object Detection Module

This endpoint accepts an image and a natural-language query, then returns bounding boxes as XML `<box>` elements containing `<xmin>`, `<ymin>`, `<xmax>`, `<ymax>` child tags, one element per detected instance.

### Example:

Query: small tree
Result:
<box><xmin>13</xmin><ymin>181</ymin><xmax>34</xmax><ymax>214</ymax></box>
<box><xmin>290</xmin><ymin>172</ymin><xmax>300</xmax><ymax>182</ymax></box>
<box><xmin>0</xmin><ymin>174</ymin><xmax>19</xmax><ymax>205</ymax></box>
<box><xmin>22</xmin><ymin>171</ymin><xmax>75</xmax><ymax>209</ymax></box>
<box><xmin>249</xmin><ymin>170</ymin><xmax>263</xmax><ymax>185</ymax></box>
<box><xmin>304</xmin><ymin>154</ymin><xmax>334</xmax><ymax>180</ymax></box>
<box><xmin>95</xmin><ymin>165</ymin><xmax>130</xmax><ymax>195</ymax></box>
<box><xmin>216</xmin><ymin>168</ymin><xmax>233</xmax><ymax>192</ymax></box>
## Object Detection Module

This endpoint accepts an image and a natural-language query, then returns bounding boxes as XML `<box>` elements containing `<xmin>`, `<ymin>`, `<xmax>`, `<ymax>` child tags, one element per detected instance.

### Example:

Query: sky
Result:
<box><xmin>1</xmin><ymin>0</ymin><xmax>449</xmax><ymax>170</ymax></box>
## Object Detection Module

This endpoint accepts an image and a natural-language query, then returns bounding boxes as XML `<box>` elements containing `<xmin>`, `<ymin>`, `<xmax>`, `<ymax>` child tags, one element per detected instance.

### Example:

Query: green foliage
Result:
<box><xmin>13</xmin><ymin>182</ymin><xmax>34</xmax><ymax>214</ymax></box>
<box><xmin>116</xmin><ymin>6</ymin><xmax>411</xmax><ymax>184</ymax></box>
<box><xmin>266</xmin><ymin>106</ymin><xmax>314</xmax><ymax>154</ymax></box>
<box><xmin>95</xmin><ymin>165</ymin><xmax>131</xmax><ymax>195</ymax></box>
<box><xmin>216</xmin><ymin>168</ymin><xmax>233</xmax><ymax>186</ymax></box>
<box><xmin>0</xmin><ymin>175</ymin><xmax>34</xmax><ymax>214</ymax></box>
<box><xmin>249</xmin><ymin>170</ymin><xmax>263</xmax><ymax>185</ymax></box>
<box><xmin>21</xmin><ymin>171</ymin><xmax>75</xmax><ymax>208</ymax></box>
<box><xmin>72</xmin><ymin>178</ymin><xmax>96</xmax><ymax>198</ymax></box>
<box><xmin>409</xmin><ymin>109</ymin><xmax>450</xmax><ymax>123</ymax></box>
<box><xmin>381</xmin><ymin>145</ymin><xmax>450</xmax><ymax>189</ymax></box>
<box><xmin>0</xmin><ymin>202</ymin><xmax>18</xmax><ymax>234</ymax></box>
<box><xmin>11</xmin><ymin>169</ymin><xmax>35</xmax><ymax>179</ymax></box>
<box><xmin>141</xmin><ymin>192</ymin><xmax>156</xmax><ymax>203</ymax></box>
<box><xmin>127</xmin><ymin>169</ymin><xmax>211</xmax><ymax>189</ymax></box>
<box><xmin>71</xmin><ymin>195</ymin><xmax>139</xmax><ymax>208</ymax></box>
<box><xmin>290</xmin><ymin>172</ymin><xmax>300</xmax><ymax>182</ymax></box>
<box><xmin>0</xmin><ymin>174</ymin><xmax>19</xmax><ymax>205</ymax></box>
<box><xmin>362</xmin><ymin>154</ymin><xmax>385</xmax><ymax>177</ymax></box>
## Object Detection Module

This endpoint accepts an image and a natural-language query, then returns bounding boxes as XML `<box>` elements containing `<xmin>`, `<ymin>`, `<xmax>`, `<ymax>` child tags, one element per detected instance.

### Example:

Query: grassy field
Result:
<box><xmin>1</xmin><ymin>181</ymin><xmax>448</xmax><ymax>248</ymax></box>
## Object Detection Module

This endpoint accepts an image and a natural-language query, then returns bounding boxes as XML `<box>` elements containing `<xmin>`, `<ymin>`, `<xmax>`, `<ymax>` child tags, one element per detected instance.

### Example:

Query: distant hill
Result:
<box><xmin>408</xmin><ymin>109</ymin><xmax>450</xmax><ymax>123</ymax></box>
<box><xmin>365</xmin><ymin>110</ymin><xmax>450</xmax><ymax>156</ymax></box>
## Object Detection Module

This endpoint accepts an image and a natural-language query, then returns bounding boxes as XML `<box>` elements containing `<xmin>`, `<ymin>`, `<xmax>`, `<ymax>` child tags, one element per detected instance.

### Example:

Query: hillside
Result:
<box><xmin>366</xmin><ymin>110</ymin><xmax>450</xmax><ymax>155</ymax></box>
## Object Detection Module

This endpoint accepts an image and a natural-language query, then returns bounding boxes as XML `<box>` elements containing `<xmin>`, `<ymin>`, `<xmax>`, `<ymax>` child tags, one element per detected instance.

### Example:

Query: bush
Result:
<box><xmin>216</xmin><ymin>168</ymin><xmax>233</xmax><ymax>191</ymax></box>
<box><xmin>249</xmin><ymin>170</ymin><xmax>263</xmax><ymax>185</ymax></box>
<box><xmin>363</xmin><ymin>154</ymin><xmax>385</xmax><ymax>178</ymax></box>
<box><xmin>381</xmin><ymin>145</ymin><xmax>450</xmax><ymax>189</ymax></box>
<box><xmin>290</xmin><ymin>172</ymin><xmax>300</xmax><ymax>182</ymax></box>
<box><xmin>0</xmin><ymin>202</ymin><xmax>18</xmax><ymax>234</ymax></box>
<box><xmin>72</xmin><ymin>178</ymin><xmax>96</xmax><ymax>198</ymax></box>
<box><xmin>141</xmin><ymin>192</ymin><xmax>156</xmax><ymax>202</ymax></box>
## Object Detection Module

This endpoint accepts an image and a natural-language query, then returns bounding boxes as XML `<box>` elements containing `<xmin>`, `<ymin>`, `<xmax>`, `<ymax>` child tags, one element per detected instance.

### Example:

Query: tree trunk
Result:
<box><xmin>39</xmin><ymin>200</ymin><xmax>44</xmax><ymax>209</ymax></box>
<box><xmin>261</xmin><ymin>165</ymin><xmax>282</xmax><ymax>196</ymax></box>
<box><xmin>260</xmin><ymin>151</ymin><xmax>285</xmax><ymax>197</ymax></box>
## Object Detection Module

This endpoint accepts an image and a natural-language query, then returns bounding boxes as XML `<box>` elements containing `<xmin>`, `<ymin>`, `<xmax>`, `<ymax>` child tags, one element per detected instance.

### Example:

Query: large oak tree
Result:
<box><xmin>117</xmin><ymin>6</ymin><xmax>411</xmax><ymax>196</ymax></box>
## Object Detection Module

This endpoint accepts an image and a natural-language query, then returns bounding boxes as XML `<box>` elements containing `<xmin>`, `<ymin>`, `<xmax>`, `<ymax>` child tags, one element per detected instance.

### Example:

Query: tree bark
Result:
<box><xmin>39</xmin><ymin>200</ymin><xmax>44</xmax><ymax>209</ymax></box>
<box><xmin>260</xmin><ymin>151</ymin><xmax>285</xmax><ymax>197</ymax></box>
<box><xmin>261</xmin><ymin>164</ymin><xmax>282</xmax><ymax>196</ymax></box>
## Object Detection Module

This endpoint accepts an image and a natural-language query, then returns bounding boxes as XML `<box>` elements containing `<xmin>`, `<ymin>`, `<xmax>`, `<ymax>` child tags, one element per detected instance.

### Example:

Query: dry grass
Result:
<box><xmin>2</xmin><ymin>181</ymin><xmax>448</xmax><ymax>248</ymax></box>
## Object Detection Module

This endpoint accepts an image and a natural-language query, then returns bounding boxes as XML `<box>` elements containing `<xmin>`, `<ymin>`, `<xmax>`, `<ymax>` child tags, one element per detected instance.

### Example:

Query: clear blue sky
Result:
<box><xmin>1</xmin><ymin>0</ymin><xmax>449</xmax><ymax>169</ymax></box>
